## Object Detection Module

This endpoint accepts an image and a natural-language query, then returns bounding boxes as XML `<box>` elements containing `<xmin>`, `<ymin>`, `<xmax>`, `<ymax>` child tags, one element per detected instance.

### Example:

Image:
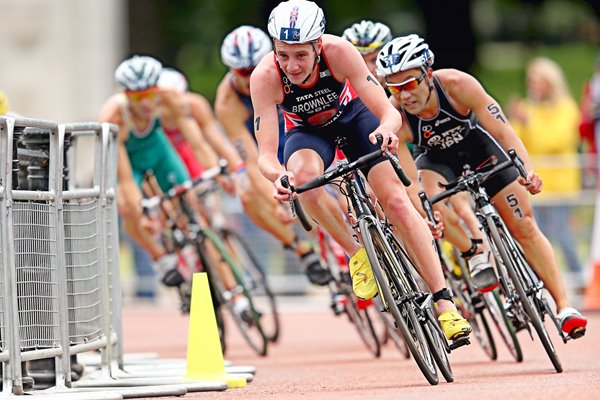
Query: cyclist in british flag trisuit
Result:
<box><xmin>250</xmin><ymin>0</ymin><xmax>472</xmax><ymax>341</ymax></box>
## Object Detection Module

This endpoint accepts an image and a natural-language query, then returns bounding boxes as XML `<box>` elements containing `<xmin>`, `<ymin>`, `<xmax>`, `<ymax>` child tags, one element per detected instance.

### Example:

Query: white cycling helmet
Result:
<box><xmin>376</xmin><ymin>34</ymin><xmax>434</xmax><ymax>77</ymax></box>
<box><xmin>267</xmin><ymin>0</ymin><xmax>326</xmax><ymax>44</ymax></box>
<box><xmin>157</xmin><ymin>68</ymin><xmax>188</xmax><ymax>94</ymax></box>
<box><xmin>115</xmin><ymin>55</ymin><xmax>162</xmax><ymax>91</ymax></box>
<box><xmin>342</xmin><ymin>20</ymin><xmax>392</xmax><ymax>55</ymax></box>
<box><xmin>221</xmin><ymin>25</ymin><xmax>272</xmax><ymax>70</ymax></box>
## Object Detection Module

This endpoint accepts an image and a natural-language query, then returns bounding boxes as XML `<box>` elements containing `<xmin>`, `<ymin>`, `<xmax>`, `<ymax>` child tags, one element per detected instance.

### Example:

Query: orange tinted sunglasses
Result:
<box><xmin>126</xmin><ymin>88</ymin><xmax>159</xmax><ymax>102</ymax></box>
<box><xmin>386</xmin><ymin>74</ymin><xmax>426</xmax><ymax>95</ymax></box>
<box><xmin>233</xmin><ymin>67</ymin><xmax>255</xmax><ymax>77</ymax></box>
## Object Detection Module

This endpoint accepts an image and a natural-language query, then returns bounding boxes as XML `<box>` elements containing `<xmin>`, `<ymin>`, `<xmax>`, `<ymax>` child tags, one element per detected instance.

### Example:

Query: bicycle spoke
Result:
<box><xmin>360</xmin><ymin>218</ymin><xmax>439</xmax><ymax>385</ymax></box>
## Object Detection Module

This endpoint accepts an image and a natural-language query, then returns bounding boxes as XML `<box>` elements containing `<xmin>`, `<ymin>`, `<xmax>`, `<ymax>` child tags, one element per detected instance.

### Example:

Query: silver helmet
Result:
<box><xmin>221</xmin><ymin>25</ymin><xmax>272</xmax><ymax>69</ymax></box>
<box><xmin>376</xmin><ymin>34</ymin><xmax>434</xmax><ymax>77</ymax></box>
<box><xmin>342</xmin><ymin>20</ymin><xmax>392</xmax><ymax>55</ymax></box>
<box><xmin>115</xmin><ymin>55</ymin><xmax>162</xmax><ymax>91</ymax></box>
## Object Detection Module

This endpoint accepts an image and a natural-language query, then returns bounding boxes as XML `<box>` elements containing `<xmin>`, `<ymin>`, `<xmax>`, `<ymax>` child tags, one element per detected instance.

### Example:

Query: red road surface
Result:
<box><xmin>122</xmin><ymin>296</ymin><xmax>600</xmax><ymax>400</ymax></box>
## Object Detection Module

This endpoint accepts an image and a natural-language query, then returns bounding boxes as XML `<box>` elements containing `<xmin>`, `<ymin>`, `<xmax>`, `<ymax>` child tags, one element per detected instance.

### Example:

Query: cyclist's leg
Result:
<box><xmin>419</xmin><ymin>168</ymin><xmax>497</xmax><ymax>292</ymax></box>
<box><xmin>146</xmin><ymin>149</ymin><xmax>197</xmax><ymax>289</ymax></box>
<box><xmin>449</xmin><ymin>192</ymin><xmax>483</xmax><ymax>239</ymax></box>
<box><xmin>492</xmin><ymin>180</ymin><xmax>587</xmax><ymax>334</ymax></box>
<box><xmin>419</xmin><ymin>169</ymin><xmax>473</xmax><ymax>251</ymax></box>
<box><xmin>366</xmin><ymin>160</ymin><xmax>471</xmax><ymax>340</ymax></box>
<box><xmin>241</xmin><ymin>165</ymin><xmax>295</xmax><ymax>234</ymax></box>
<box><xmin>284</xmin><ymin>132</ymin><xmax>362</xmax><ymax>256</ymax></box>
<box><xmin>233</xmin><ymin>130</ymin><xmax>331</xmax><ymax>284</ymax></box>
<box><xmin>240</xmin><ymin>162</ymin><xmax>329</xmax><ymax>282</ymax></box>
<box><xmin>118</xmin><ymin>172</ymin><xmax>169</xmax><ymax>261</ymax></box>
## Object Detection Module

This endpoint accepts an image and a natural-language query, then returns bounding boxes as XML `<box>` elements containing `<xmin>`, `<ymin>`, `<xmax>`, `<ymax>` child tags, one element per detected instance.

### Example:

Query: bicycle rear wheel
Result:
<box><xmin>201</xmin><ymin>230</ymin><xmax>269</xmax><ymax>356</ymax></box>
<box><xmin>360</xmin><ymin>218</ymin><xmax>439</xmax><ymax>385</ymax></box>
<box><xmin>221</xmin><ymin>229</ymin><xmax>280</xmax><ymax>343</ymax></box>
<box><xmin>483</xmin><ymin>290</ymin><xmax>523</xmax><ymax>362</ymax></box>
<box><xmin>374</xmin><ymin>297</ymin><xmax>410</xmax><ymax>359</ymax></box>
<box><xmin>488</xmin><ymin>220</ymin><xmax>562</xmax><ymax>372</ymax></box>
<box><xmin>423</xmin><ymin>308</ymin><xmax>454</xmax><ymax>383</ymax></box>
<box><xmin>461</xmin><ymin>291</ymin><xmax>497</xmax><ymax>361</ymax></box>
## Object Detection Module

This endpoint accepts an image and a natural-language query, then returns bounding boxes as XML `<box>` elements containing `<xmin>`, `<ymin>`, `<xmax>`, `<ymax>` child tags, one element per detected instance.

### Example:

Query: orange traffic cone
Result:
<box><xmin>584</xmin><ymin>261</ymin><xmax>600</xmax><ymax>310</ymax></box>
<box><xmin>585</xmin><ymin>181</ymin><xmax>600</xmax><ymax>311</ymax></box>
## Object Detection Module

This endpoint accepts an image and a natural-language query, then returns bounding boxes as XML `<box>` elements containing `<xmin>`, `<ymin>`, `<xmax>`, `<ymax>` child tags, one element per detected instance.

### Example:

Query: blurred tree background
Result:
<box><xmin>126</xmin><ymin>0</ymin><xmax>599</xmax><ymax>107</ymax></box>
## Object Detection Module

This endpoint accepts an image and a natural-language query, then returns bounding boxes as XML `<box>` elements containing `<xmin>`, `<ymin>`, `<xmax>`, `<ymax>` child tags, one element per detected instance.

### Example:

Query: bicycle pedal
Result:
<box><xmin>569</xmin><ymin>327</ymin><xmax>586</xmax><ymax>340</ymax></box>
<box><xmin>449</xmin><ymin>336</ymin><xmax>470</xmax><ymax>350</ymax></box>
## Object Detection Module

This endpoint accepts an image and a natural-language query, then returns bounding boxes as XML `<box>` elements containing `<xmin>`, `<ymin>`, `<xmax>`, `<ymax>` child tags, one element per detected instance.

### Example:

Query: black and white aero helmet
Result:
<box><xmin>221</xmin><ymin>25</ymin><xmax>272</xmax><ymax>70</ymax></box>
<box><xmin>267</xmin><ymin>0</ymin><xmax>326</xmax><ymax>44</ymax></box>
<box><xmin>115</xmin><ymin>55</ymin><xmax>162</xmax><ymax>91</ymax></box>
<box><xmin>342</xmin><ymin>20</ymin><xmax>392</xmax><ymax>55</ymax></box>
<box><xmin>376</xmin><ymin>34</ymin><xmax>434</xmax><ymax>78</ymax></box>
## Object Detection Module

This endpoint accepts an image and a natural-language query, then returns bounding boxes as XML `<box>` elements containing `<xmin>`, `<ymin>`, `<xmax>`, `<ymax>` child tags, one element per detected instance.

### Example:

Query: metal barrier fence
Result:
<box><xmin>0</xmin><ymin>116</ymin><xmax>121</xmax><ymax>396</ymax></box>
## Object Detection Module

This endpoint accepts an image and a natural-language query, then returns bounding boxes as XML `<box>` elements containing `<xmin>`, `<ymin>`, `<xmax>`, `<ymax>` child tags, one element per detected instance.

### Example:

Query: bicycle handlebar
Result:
<box><xmin>418</xmin><ymin>191</ymin><xmax>437</xmax><ymax>226</ymax></box>
<box><xmin>281</xmin><ymin>134</ymin><xmax>411</xmax><ymax>231</ymax></box>
<box><xmin>428</xmin><ymin>148</ymin><xmax>527</xmax><ymax>206</ymax></box>
<box><xmin>141</xmin><ymin>159</ymin><xmax>228</xmax><ymax>213</ymax></box>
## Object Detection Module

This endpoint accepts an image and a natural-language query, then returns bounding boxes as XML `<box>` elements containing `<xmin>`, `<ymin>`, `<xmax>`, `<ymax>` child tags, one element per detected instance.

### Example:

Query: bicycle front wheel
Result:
<box><xmin>394</xmin><ymin>237</ymin><xmax>453</xmax><ymax>383</ymax></box>
<box><xmin>201</xmin><ymin>229</ymin><xmax>269</xmax><ymax>356</ymax></box>
<box><xmin>221</xmin><ymin>229</ymin><xmax>280</xmax><ymax>343</ymax></box>
<box><xmin>488</xmin><ymin>220</ymin><xmax>561</xmax><ymax>372</ymax></box>
<box><xmin>360</xmin><ymin>218</ymin><xmax>439</xmax><ymax>385</ymax></box>
<box><xmin>465</xmin><ymin>293</ymin><xmax>497</xmax><ymax>361</ymax></box>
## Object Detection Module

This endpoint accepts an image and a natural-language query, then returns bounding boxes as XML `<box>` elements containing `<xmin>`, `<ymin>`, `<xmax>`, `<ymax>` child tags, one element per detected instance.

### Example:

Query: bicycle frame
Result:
<box><xmin>282</xmin><ymin>140</ymin><xmax>459</xmax><ymax>384</ymax></box>
<box><xmin>426</xmin><ymin>149</ymin><xmax>564</xmax><ymax>372</ymax></box>
<box><xmin>141</xmin><ymin>166</ymin><xmax>270</xmax><ymax>356</ymax></box>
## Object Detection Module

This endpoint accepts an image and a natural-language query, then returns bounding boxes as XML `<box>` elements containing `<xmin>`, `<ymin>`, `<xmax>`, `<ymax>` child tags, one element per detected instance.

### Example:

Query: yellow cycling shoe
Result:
<box><xmin>349</xmin><ymin>247</ymin><xmax>377</xmax><ymax>300</ymax></box>
<box><xmin>438</xmin><ymin>309</ymin><xmax>472</xmax><ymax>341</ymax></box>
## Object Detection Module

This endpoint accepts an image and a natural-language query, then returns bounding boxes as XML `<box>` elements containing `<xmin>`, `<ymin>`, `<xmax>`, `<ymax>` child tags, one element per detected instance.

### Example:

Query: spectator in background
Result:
<box><xmin>0</xmin><ymin>89</ymin><xmax>8</xmax><ymax>115</ymax></box>
<box><xmin>509</xmin><ymin>56</ymin><xmax>585</xmax><ymax>288</ymax></box>
<box><xmin>578</xmin><ymin>52</ymin><xmax>600</xmax><ymax>189</ymax></box>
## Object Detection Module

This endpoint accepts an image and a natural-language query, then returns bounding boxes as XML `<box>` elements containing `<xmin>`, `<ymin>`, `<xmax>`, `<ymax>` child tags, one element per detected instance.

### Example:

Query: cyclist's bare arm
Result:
<box><xmin>98</xmin><ymin>96</ymin><xmax>134</xmax><ymax>187</ymax></box>
<box><xmin>324</xmin><ymin>35</ymin><xmax>402</xmax><ymax>150</ymax></box>
<box><xmin>437</xmin><ymin>69</ymin><xmax>540</xmax><ymax>193</ymax></box>
<box><xmin>187</xmin><ymin>91</ymin><xmax>243</xmax><ymax>169</ymax></box>
<box><xmin>250</xmin><ymin>53</ymin><xmax>288</xmax><ymax>187</ymax></box>
<box><xmin>160</xmin><ymin>88</ymin><xmax>219</xmax><ymax>170</ymax></box>
<box><xmin>214</xmin><ymin>78</ymin><xmax>260</xmax><ymax>166</ymax></box>
<box><xmin>98</xmin><ymin>97</ymin><xmax>144</xmax><ymax>217</ymax></box>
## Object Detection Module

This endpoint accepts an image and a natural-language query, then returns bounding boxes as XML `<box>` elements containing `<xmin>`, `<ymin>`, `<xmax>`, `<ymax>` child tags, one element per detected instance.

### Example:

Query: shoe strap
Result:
<box><xmin>461</xmin><ymin>238</ymin><xmax>483</xmax><ymax>259</ymax></box>
<box><xmin>432</xmin><ymin>288</ymin><xmax>453</xmax><ymax>303</ymax></box>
